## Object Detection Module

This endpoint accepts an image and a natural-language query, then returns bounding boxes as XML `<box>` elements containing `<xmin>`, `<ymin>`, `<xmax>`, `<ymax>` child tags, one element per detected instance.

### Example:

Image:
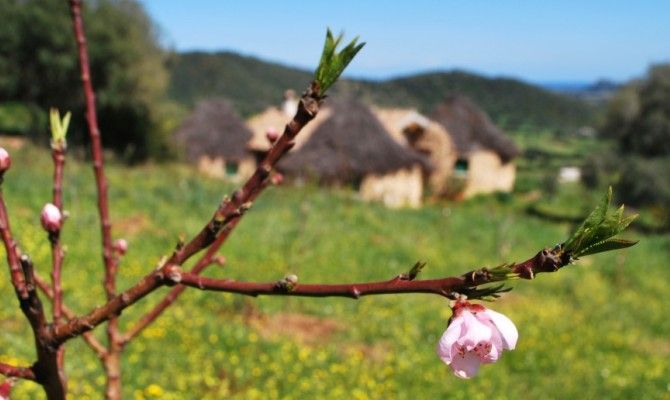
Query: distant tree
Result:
<box><xmin>599</xmin><ymin>64</ymin><xmax>670</xmax><ymax>219</ymax></box>
<box><xmin>601</xmin><ymin>64</ymin><xmax>670</xmax><ymax>157</ymax></box>
<box><xmin>0</xmin><ymin>0</ymin><xmax>171</xmax><ymax>160</ymax></box>
<box><xmin>616</xmin><ymin>157</ymin><xmax>670</xmax><ymax>208</ymax></box>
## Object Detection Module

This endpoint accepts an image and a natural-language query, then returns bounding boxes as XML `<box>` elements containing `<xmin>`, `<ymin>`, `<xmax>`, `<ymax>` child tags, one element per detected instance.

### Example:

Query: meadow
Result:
<box><xmin>0</xmin><ymin>138</ymin><xmax>668</xmax><ymax>399</ymax></box>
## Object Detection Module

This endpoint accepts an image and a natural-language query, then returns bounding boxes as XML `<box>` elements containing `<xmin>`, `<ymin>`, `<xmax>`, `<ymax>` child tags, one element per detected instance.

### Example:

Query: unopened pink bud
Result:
<box><xmin>266</xmin><ymin>128</ymin><xmax>279</xmax><ymax>143</ymax></box>
<box><xmin>271</xmin><ymin>173</ymin><xmax>284</xmax><ymax>186</ymax></box>
<box><xmin>0</xmin><ymin>148</ymin><xmax>11</xmax><ymax>173</ymax></box>
<box><xmin>40</xmin><ymin>203</ymin><xmax>62</xmax><ymax>232</ymax></box>
<box><xmin>114</xmin><ymin>239</ymin><xmax>128</xmax><ymax>255</ymax></box>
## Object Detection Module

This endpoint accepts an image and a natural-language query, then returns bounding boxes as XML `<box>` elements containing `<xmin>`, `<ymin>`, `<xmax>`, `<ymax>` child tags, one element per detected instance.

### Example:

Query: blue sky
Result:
<box><xmin>140</xmin><ymin>0</ymin><xmax>669</xmax><ymax>83</ymax></box>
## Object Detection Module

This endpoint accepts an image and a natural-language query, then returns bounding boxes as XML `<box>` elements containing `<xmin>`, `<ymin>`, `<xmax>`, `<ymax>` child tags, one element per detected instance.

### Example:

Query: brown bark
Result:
<box><xmin>50</xmin><ymin>148</ymin><xmax>67</xmax><ymax>376</ymax></box>
<box><xmin>20</xmin><ymin>256</ymin><xmax>67</xmax><ymax>399</ymax></box>
<box><xmin>69</xmin><ymin>1</ymin><xmax>121</xmax><ymax>398</ymax></box>
<box><xmin>103</xmin><ymin>343</ymin><xmax>122</xmax><ymax>400</ymax></box>
<box><xmin>33</xmin><ymin>273</ymin><xmax>108</xmax><ymax>357</ymax></box>
<box><xmin>0</xmin><ymin>362</ymin><xmax>36</xmax><ymax>381</ymax></box>
<box><xmin>0</xmin><ymin>190</ymin><xmax>27</xmax><ymax>299</ymax></box>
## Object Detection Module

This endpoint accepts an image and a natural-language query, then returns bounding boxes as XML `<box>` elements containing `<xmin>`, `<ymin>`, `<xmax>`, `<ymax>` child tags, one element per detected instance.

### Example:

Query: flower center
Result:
<box><xmin>474</xmin><ymin>341</ymin><xmax>492</xmax><ymax>358</ymax></box>
<box><xmin>456</xmin><ymin>341</ymin><xmax>492</xmax><ymax>359</ymax></box>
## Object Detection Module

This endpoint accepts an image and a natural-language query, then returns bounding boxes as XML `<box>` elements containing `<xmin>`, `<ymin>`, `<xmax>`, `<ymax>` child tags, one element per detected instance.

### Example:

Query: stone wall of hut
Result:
<box><xmin>359</xmin><ymin>165</ymin><xmax>424</xmax><ymax>208</ymax></box>
<box><xmin>461</xmin><ymin>150</ymin><xmax>515</xmax><ymax>198</ymax></box>
<box><xmin>197</xmin><ymin>155</ymin><xmax>256</xmax><ymax>183</ymax></box>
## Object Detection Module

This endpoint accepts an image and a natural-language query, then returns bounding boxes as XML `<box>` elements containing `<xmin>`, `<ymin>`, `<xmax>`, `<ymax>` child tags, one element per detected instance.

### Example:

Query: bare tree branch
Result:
<box><xmin>33</xmin><ymin>274</ymin><xmax>107</xmax><ymax>358</ymax></box>
<box><xmin>0</xmin><ymin>189</ymin><xmax>27</xmax><ymax>299</ymax></box>
<box><xmin>0</xmin><ymin>362</ymin><xmax>36</xmax><ymax>381</ymax></box>
<box><xmin>69</xmin><ymin>1</ymin><xmax>120</xmax><ymax>397</ymax></box>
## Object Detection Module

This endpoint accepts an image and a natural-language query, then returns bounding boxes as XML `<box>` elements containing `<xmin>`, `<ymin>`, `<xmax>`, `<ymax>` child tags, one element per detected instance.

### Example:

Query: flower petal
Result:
<box><xmin>437</xmin><ymin>316</ymin><xmax>464</xmax><ymax>363</ymax></box>
<box><xmin>458</xmin><ymin>311</ymin><xmax>492</xmax><ymax>350</ymax></box>
<box><xmin>450</xmin><ymin>351</ymin><xmax>481</xmax><ymax>379</ymax></box>
<box><xmin>482</xmin><ymin>309</ymin><xmax>518</xmax><ymax>350</ymax></box>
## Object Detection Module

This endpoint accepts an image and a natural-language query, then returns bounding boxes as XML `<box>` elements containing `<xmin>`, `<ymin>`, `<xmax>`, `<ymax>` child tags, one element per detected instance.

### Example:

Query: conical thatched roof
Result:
<box><xmin>175</xmin><ymin>98</ymin><xmax>252</xmax><ymax>162</ymax></box>
<box><xmin>279</xmin><ymin>98</ymin><xmax>431</xmax><ymax>182</ymax></box>
<box><xmin>431</xmin><ymin>96</ymin><xmax>519</xmax><ymax>163</ymax></box>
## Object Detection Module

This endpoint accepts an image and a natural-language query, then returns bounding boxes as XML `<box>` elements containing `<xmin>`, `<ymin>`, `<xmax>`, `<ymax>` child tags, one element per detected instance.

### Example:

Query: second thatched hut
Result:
<box><xmin>431</xmin><ymin>96</ymin><xmax>519</xmax><ymax>198</ymax></box>
<box><xmin>174</xmin><ymin>98</ymin><xmax>255</xmax><ymax>182</ymax></box>
<box><xmin>278</xmin><ymin>98</ymin><xmax>431</xmax><ymax>208</ymax></box>
<box><xmin>374</xmin><ymin>107</ymin><xmax>457</xmax><ymax>197</ymax></box>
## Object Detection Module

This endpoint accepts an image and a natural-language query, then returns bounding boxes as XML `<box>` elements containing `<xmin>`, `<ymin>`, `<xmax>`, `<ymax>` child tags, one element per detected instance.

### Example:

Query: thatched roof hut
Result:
<box><xmin>374</xmin><ymin>107</ymin><xmax>457</xmax><ymax>196</ymax></box>
<box><xmin>279</xmin><ymin>98</ymin><xmax>431</xmax><ymax>183</ymax></box>
<box><xmin>247</xmin><ymin>106</ymin><xmax>332</xmax><ymax>153</ymax></box>
<box><xmin>431</xmin><ymin>96</ymin><xmax>519</xmax><ymax>163</ymax></box>
<box><xmin>175</xmin><ymin>98</ymin><xmax>252</xmax><ymax>163</ymax></box>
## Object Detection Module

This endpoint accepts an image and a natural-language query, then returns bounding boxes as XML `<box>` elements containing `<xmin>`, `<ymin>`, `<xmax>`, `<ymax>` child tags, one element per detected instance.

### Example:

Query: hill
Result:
<box><xmin>542</xmin><ymin>79</ymin><xmax>620</xmax><ymax>105</ymax></box>
<box><xmin>167</xmin><ymin>51</ymin><xmax>313</xmax><ymax>118</ymax></box>
<box><xmin>168</xmin><ymin>51</ymin><xmax>595</xmax><ymax>132</ymax></box>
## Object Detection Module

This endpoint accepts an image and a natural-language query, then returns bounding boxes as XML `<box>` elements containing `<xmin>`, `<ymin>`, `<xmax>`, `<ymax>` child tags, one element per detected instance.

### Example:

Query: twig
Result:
<box><xmin>69</xmin><ymin>1</ymin><xmax>121</xmax><ymax>397</ymax></box>
<box><xmin>69</xmin><ymin>0</ymin><xmax>117</xmax><ymax>305</ymax></box>
<box><xmin>123</xmin><ymin>85</ymin><xmax>320</xmax><ymax>344</ymax></box>
<box><xmin>0</xmin><ymin>362</ymin><xmax>36</xmax><ymax>381</ymax></box>
<box><xmin>169</xmin><ymin>250</ymin><xmax>568</xmax><ymax>299</ymax></box>
<box><xmin>0</xmin><ymin>189</ymin><xmax>27</xmax><ymax>299</ymax></box>
<box><xmin>123</xmin><ymin>181</ymin><xmax>271</xmax><ymax>342</ymax></box>
<box><xmin>33</xmin><ymin>274</ymin><xmax>107</xmax><ymax>358</ymax></box>
<box><xmin>50</xmin><ymin>148</ymin><xmax>66</xmax><ymax>324</ymax></box>
<box><xmin>165</xmin><ymin>82</ymin><xmax>322</xmax><ymax>267</ymax></box>
<box><xmin>177</xmin><ymin>273</ymin><xmax>465</xmax><ymax>298</ymax></box>
<box><xmin>49</xmin><ymin>147</ymin><xmax>67</xmax><ymax>374</ymax></box>
<box><xmin>122</xmin><ymin>252</ymin><xmax>216</xmax><ymax>343</ymax></box>
<box><xmin>51</xmin><ymin>269</ymin><xmax>163</xmax><ymax>345</ymax></box>
<box><xmin>52</xmin><ymin>247</ymin><xmax>566</xmax><ymax>345</ymax></box>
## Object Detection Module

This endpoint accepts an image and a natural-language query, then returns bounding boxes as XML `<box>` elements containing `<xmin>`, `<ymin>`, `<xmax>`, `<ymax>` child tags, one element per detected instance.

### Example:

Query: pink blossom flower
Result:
<box><xmin>437</xmin><ymin>300</ymin><xmax>518</xmax><ymax>379</ymax></box>
<box><xmin>40</xmin><ymin>203</ymin><xmax>62</xmax><ymax>232</ymax></box>
<box><xmin>114</xmin><ymin>238</ymin><xmax>128</xmax><ymax>255</ymax></box>
<box><xmin>0</xmin><ymin>147</ymin><xmax>11</xmax><ymax>174</ymax></box>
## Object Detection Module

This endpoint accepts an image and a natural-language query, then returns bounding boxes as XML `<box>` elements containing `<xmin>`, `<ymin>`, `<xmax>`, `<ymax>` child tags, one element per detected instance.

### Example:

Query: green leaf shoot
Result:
<box><xmin>314</xmin><ymin>29</ymin><xmax>365</xmax><ymax>96</ymax></box>
<box><xmin>50</xmin><ymin>108</ymin><xmax>71</xmax><ymax>150</ymax></box>
<box><xmin>401</xmin><ymin>261</ymin><xmax>426</xmax><ymax>281</ymax></box>
<box><xmin>461</xmin><ymin>283</ymin><xmax>513</xmax><ymax>302</ymax></box>
<box><xmin>563</xmin><ymin>187</ymin><xmax>638</xmax><ymax>258</ymax></box>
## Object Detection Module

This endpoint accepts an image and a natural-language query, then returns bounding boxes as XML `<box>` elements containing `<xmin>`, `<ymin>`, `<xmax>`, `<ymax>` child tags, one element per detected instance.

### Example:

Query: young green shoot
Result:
<box><xmin>314</xmin><ymin>29</ymin><xmax>365</xmax><ymax>96</ymax></box>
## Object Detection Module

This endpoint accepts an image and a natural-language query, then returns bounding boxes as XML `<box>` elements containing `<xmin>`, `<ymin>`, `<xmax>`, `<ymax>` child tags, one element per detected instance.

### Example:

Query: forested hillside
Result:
<box><xmin>169</xmin><ymin>51</ymin><xmax>595</xmax><ymax>132</ymax></box>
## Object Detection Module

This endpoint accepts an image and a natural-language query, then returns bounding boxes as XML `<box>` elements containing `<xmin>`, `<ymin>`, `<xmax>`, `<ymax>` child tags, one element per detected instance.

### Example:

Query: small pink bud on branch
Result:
<box><xmin>270</xmin><ymin>173</ymin><xmax>284</xmax><ymax>186</ymax></box>
<box><xmin>40</xmin><ymin>203</ymin><xmax>62</xmax><ymax>233</ymax></box>
<box><xmin>265</xmin><ymin>127</ymin><xmax>279</xmax><ymax>143</ymax></box>
<box><xmin>0</xmin><ymin>148</ymin><xmax>11</xmax><ymax>176</ymax></box>
<box><xmin>114</xmin><ymin>239</ymin><xmax>128</xmax><ymax>256</ymax></box>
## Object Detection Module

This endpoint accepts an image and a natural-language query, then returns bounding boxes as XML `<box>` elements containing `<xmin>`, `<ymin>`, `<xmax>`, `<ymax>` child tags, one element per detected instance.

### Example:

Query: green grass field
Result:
<box><xmin>0</xmin><ymin>139</ymin><xmax>668</xmax><ymax>399</ymax></box>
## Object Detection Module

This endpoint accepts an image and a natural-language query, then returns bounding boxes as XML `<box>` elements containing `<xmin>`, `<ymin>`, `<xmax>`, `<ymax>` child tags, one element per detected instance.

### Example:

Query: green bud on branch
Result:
<box><xmin>49</xmin><ymin>108</ymin><xmax>71</xmax><ymax>150</ymax></box>
<box><xmin>562</xmin><ymin>187</ymin><xmax>638</xmax><ymax>259</ymax></box>
<box><xmin>459</xmin><ymin>284</ymin><xmax>512</xmax><ymax>302</ymax></box>
<box><xmin>314</xmin><ymin>29</ymin><xmax>365</xmax><ymax>96</ymax></box>
<box><xmin>400</xmin><ymin>261</ymin><xmax>426</xmax><ymax>280</ymax></box>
